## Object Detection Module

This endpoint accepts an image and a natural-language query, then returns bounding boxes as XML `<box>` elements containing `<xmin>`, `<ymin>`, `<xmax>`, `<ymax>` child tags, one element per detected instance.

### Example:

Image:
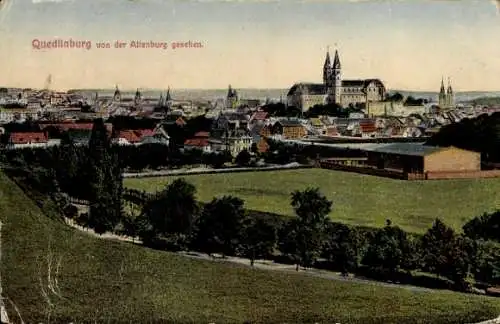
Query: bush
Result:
<box><xmin>63</xmin><ymin>204</ymin><xmax>78</xmax><ymax>219</ymax></box>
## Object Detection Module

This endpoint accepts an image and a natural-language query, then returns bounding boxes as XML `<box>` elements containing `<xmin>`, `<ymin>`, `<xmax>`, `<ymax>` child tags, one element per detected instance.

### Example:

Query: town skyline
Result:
<box><xmin>0</xmin><ymin>0</ymin><xmax>499</xmax><ymax>91</ymax></box>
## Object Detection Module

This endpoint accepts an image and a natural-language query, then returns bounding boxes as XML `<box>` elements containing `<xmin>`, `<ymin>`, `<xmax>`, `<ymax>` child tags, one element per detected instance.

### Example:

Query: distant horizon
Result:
<box><xmin>3</xmin><ymin>85</ymin><xmax>500</xmax><ymax>95</ymax></box>
<box><xmin>0</xmin><ymin>1</ymin><xmax>499</xmax><ymax>91</ymax></box>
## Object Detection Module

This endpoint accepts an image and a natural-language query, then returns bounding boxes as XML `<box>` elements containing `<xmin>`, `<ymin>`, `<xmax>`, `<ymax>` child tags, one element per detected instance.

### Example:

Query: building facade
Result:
<box><xmin>287</xmin><ymin>50</ymin><xmax>387</xmax><ymax>112</ymax></box>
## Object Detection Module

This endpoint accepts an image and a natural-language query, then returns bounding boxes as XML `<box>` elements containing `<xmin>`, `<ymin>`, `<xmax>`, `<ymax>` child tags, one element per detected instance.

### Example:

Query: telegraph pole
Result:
<box><xmin>0</xmin><ymin>221</ymin><xmax>10</xmax><ymax>324</ymax></box>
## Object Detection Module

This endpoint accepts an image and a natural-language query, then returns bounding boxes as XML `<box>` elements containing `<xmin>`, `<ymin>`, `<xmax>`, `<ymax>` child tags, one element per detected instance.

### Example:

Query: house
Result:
<box><xmin>365</xmin><ymin>143</ymin><xmax>481</xmax><ymax>174</ymax></box>
<box><xmin>7</xmin><ymin>132</ymin><xmax>49</xmax><ymax>149</ymax></box>
<box><xmin>183</xmin><ymin>138</ymin><xmax>211</xmax><ymax>153</ymax></box>
<box><xmin>183</xmin><ymin>131</ymin><xmax>211</xmax><ymax>153</ymax></box>
<box><xmin>0</xmin><ymin>108</ymin><xmax>41</xmax><ymax>123</ymax></box>
<box><xmin>164</xmin><ymin>115</ymin><xmax>186</xmax><ymax>127</ymax></box>
<box><xmin>324</xmin><ymin>126</ymin><xmax>339</xmax><ymax>137</ymax></box>
<box><xmin>256</xmin><ymin>137</ymin><xmax>270</xmax><ymax>153</ymax></box>
<box><xmin>357</xmin><ymin>120</ymin><xmax>378</xmax><ymax>138</ymax></box>
<box><xmin>272</xmin><ymin>119</ymin><xmax>307</xmax><ymax>139</ymax></box>
<box><xmin>39</xmin><ymin>122</ymin><xmax>113</xmax><ymax>134</ymax></box>
<box><xmin>208</xmin><ymin>129</ymin><xmax>253</xmax><ymax>157</ymax></box>
<box><xmin>112</xmin><ymin>127</ymin><xmax>170</xmax><ymax>146</ymax></box>
<box><xmin>260</xmin><ymin>125</ymin><xmax>273</xmax><ymax>138</ymax></box>
<box><xmin>249</xmin><ymin>111</ymin><xmax>268</xmax><ymax>125</ymax></box>
<box><xmin>214</xmin><ymin>112</ymin><xmax>249</xmax><ymax>131</ymax></box>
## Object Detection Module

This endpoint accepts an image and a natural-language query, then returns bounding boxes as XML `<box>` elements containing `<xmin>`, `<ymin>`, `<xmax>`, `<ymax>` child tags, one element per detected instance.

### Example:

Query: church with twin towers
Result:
<box><xmin>287</xmin><ymin>48</ymin><xmax>387</xmax><ymax>112</ymax></box>
<box><xmin>438</xmin><ymin>77</ymin><xmax>455</xmax><ymax>109</ymax></box>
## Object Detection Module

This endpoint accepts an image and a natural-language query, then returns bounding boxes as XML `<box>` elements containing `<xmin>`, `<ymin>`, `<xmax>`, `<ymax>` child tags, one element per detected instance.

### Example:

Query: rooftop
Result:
<box><xmin>364</xmin><ymin>143</ymin><xmax>445</xmax><ymax>157</ymax></box>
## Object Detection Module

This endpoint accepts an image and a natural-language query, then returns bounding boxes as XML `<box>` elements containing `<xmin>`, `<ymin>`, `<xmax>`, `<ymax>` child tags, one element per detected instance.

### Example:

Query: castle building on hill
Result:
<box><xmin>287</xmin><ymin>49</ymin><xmax>387</xmax><ymax>112</ymax></box>
<box><xmin>438</xmin><ymin>78</ymin><xmax>455</xmax><ymax>109</ymax></box>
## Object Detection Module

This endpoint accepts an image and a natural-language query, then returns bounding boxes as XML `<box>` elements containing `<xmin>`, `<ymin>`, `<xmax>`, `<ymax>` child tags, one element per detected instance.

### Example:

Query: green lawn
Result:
<box><xmin>4</xmin><ymin>171</ymin><xmax>500</xmax><ymax>323</ymax></box>
<box><xmin>125</xmin><ymin>169</ymin><xmax>500</xmax><ymax>233</ymax></box>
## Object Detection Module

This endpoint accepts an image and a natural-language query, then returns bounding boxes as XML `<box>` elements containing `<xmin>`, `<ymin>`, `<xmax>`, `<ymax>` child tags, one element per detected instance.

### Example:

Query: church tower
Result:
<box><xmin>332</xmin><ymin>49</ymin><xmax>342</xmax><ymax>106</ymax></box>
<box><xmin>113</xmin><ymin>85</ymin><xmax>121</xmax><ymax>102</ymax></box>
<box><xmin>446</xmin><ymin>78</ymin><xmax>454</xmax><ymax>108</ymax></box>
<box><xmin>165</xmin><ymin>87</ymin><xmax>173</xmax><ymax>112</ymax></box>
<box><xmin>323</xmin><ymin>50</ymin><xmax>332</xmax><ymax>89</ymax></box>
<box><xmin>438</xmin><ymin>78</ymin><xmax>446</xmax><ymax>107</ymax></box>
<box><xmin>134</xmin><ymin>88</ymin><xmax>142</xmax><ymax>106</ymax></box>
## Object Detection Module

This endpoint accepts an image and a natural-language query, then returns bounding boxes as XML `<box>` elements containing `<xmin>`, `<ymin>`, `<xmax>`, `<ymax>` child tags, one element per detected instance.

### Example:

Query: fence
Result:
<box><xmin>425</xmin><ymin>170</ymin><xmax>500</xmax><ymax>180</ymax></box>
<box><xmin>318</xmin><ymin>160</ymin><xmax>406</xmax><ymax>180</ymax></box>
<box><xmin>123</xmin><ymin>164</ymin><xmax>314</xmax><ymax>179</ymax></box>
<box><xmin>68</xmin><ymin>197</ymin><xmax>89</xmax><ymax>205</ymax></box>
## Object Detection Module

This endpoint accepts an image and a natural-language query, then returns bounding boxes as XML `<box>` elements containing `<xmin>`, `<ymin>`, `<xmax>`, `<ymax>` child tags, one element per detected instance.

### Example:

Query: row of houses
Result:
<box><xmin>2</xmin><ymin>122</ymin><xmax>170</xmax><ymax>149</ymax></box>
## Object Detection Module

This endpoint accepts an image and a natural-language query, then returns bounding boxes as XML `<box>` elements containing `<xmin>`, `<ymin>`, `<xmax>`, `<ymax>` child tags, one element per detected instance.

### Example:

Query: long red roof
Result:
<box><xmin>9</xmin><ymin>132</ymin><xmax>48</xmax><ymax>144</ymax></box>
<box><xmin>184</xmin><ymin>138</ymin><xmax>209</xmax><ymax>147</ymax></box>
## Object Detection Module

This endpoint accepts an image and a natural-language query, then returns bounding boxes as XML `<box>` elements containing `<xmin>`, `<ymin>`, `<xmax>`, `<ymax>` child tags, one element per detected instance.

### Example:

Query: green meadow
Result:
<box><xmin>125</xmin><ymin>169</ymin><xmax>500</xmax><ymax>233</ymax></box>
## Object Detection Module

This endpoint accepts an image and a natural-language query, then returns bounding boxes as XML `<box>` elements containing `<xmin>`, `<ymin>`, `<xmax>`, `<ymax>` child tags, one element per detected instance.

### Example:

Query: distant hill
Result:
<box><xmin>69</xmin><ymin>88</ymin><xmax>500</xmax><ymax>103</ymax></box>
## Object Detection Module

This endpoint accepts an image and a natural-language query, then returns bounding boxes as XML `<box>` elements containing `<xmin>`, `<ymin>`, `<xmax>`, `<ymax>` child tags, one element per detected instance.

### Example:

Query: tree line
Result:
<box><xmin>427</xmin><ymin>112</ymin><xmax>500</xmax><ymax>163</ymax></box>
<box><xmin>72</xmin><ymin>179</ymin><xmax>500</xmax><ymax>294</ymax></box>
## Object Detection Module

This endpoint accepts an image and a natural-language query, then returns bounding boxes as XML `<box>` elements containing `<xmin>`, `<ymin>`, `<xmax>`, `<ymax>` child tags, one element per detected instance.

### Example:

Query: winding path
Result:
<box><xmin>64</xmin><ymin>217</ymin><xmax>436</xmax><ymax>294</ymax></box>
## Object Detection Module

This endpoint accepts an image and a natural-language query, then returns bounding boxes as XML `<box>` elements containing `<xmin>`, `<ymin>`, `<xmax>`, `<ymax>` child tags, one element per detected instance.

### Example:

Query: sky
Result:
<box><xmin>0</xmin><ymin>0</ymin><xmax>499</xmax><ymax>91</ymax></box>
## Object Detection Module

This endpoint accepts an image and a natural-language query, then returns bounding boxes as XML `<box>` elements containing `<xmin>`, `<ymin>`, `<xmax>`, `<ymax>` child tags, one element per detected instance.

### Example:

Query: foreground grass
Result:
<box><xmin>2</xmin><ymin>172</ymin><xmax>500</xmax><ymax>323</ymax></box>
<box><xmin>125</xmin><ymin>169</ymin><xmax>500</xmax><ymax>233</ymax></box>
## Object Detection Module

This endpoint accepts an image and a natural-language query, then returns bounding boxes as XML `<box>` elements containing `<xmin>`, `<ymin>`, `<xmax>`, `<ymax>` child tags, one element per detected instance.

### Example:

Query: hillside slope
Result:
<box><xmin>1</xmin><ymin>171</ymin><xmax>500</xmax><ymax>323</ymax></box>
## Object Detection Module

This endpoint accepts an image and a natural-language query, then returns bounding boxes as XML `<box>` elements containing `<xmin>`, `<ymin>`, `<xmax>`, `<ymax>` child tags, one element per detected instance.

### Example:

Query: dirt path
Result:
<box><xmin>64</xmin><ymin>217</ymin><xmax>438</xmax><ymax>293</ymax></box>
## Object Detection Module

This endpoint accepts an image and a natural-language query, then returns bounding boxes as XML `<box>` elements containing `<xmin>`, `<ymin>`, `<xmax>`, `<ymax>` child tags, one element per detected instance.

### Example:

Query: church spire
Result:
<box><xmin>113</xmin><ymin>84</ymin><xmax>121</xmax><ymax>102</ymax></box>
<box><xmin>333</xmin><ymin>49</ymin><xmax>341</xmax><ymax>69</ymax></box>
<box><xmin>324</xmin><ymin>48</ymin><xmax>331</xmax><ymax>67</ymax></box>
<box><xmin>323</xmin><ymin>47</ymin><xmax>332</xmax><ymax>86</ymax></box>
<box><xmin>440</xmin><ymin>77</ymin><xmax>445</xmax><ymax>93</ymax></box>
<box><xmin>447</xmin><ymin>77</ymin><xmax>453</xmax><ymax>94</ymax></box>
<box><xmin>166</xmin><ymin>87</ymin><xmax>172</xmax><ymax>101</ymax></box>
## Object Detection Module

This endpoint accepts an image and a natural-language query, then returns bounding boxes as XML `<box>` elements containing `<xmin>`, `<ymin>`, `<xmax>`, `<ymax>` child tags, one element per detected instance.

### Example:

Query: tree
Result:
<box><xmin>323</xmin><ymin>223</ymin><xmax>366</xmax><ymax>275</ymax></box>
<box><xmin>142</xmin><ymin>178</ymin><xmax>199</xmax><ymax>236</ymax></box>
<box><xmin>235</xmin><ymin>149</ymin><xmax>251</xmax><ymax>167</ymax></box>
<box><xmin>250</xmin><ymin>143</ymin><xmax>258</xmax><ymax>155</ymax></box>
<box><xmin>463</xmin><ymin>211</ymin><xmax>500</xmax><ymax>242</ymax></box>
<box><xmin>362</xmin><ymin>221</ymin><xmax>412</xmax><ymax>276</ymax></box>
<box><xmin>420</xmin><ymin>218</ymin><xmax>456</xmax><ymax>278</ymax></box>
<box><xmin>240</xmin><ymin>216</ymin><xmax>278</xmax><ymax>266</ymax></box>
<box><xmin>288</xmin><ymin>188</ymin><xmax>332</xmax><ymax>270</ymax></box>
<box><xmin>87</xmin><ymin>119</ymin><xmax>123</xmax><ymax>234</ymax></box>
<box><xmin>54</xmin><ymin>135</ymin><xmax>79</xmax><ymax>194</ymax></box>
<box><xmin>196</xmin><ymin>196</ymin><xmax>247</xmax><ymax>257</ymax></box>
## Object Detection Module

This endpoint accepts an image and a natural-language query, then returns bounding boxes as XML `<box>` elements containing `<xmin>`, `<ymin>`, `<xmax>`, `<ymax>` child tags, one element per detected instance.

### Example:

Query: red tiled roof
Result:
<box><xmin>184</xmin><ymin>138</ymin><xmax>209</xmax><ymax>147</ymax></box>
<box><xmin>175</xmin><ymin>117</ymin><xmax>186</xmax><ymax>126</ymax></box>
<box><xmin>251</xmin><ymin>111</ymin><xmax>268</xmax><ymax>121</ymax></box>
<box><xmin>9</xmin><ymin>132</ymin><xmax>48</xmax><ymax>144</ymax></box>
<box><xmin>135</xmin><ymin>129</ymin><xmax>155</xmax><ymax>138</ymax></box>
<box><xmin>116</xmin><ymin>130</ymin><xmax>141</xmax><ymax>143</ymax></box>
<box><xmin>360</xmin><ymin>122</ymin><xmax>377</xmax><ymax>133</ymax></box>
<box><xmin>326</xmin><ymin>127</ymin><xmax>338</xmax><ymax>136</ymax></box>
<box><xmin>193</xmin><ymin>131</ymin><xmax>210</xmax><ymax>138</ymax></box>
<box><xmin>39</xmin><ymin>122</ymin><xmax>113</xmax><ymax>133</ymax></box>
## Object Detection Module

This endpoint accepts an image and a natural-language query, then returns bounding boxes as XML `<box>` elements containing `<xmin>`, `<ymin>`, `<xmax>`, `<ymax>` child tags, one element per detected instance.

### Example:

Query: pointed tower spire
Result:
<box><xmin>440</xmin><ymin>77</ymin><xmax>445</xmax><ymax>93</ymax></box>
<box><xmin>165</xmin><ymin>87</ymin><xmax>173</xmax><ymax>113</ymax></box>
<box><xmin>333</xmin><ymin>49</ymin><xmax>341</xmax><ymax>69</ymax></box>
<box><xmin>323</xmin><ymin>47</ymin><xmax>332</xmax><ymax>87</ymax></box>
<box><xmin>113</xmin><ymin>84</ymin><xmax>121</xmax><ymax>102</ymax></box>
<box><xmin>324</xmin><ymin>47</ymin><xmax>331</xmax><ymax>67</ymax></box>
<box><xmin>166</xmin><ymin>87</ymin><xmax>172</xmax><ymax>101</ymax></box>
<box><xmin>158</xmin><ymin>93</ymin><xmax>164</xmax><ymax>107</ymax></box>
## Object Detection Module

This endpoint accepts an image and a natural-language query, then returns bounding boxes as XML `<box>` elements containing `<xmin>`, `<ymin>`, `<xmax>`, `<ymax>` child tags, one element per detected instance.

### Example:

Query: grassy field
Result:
<box><xmin>2</xmin><ymin>175</ymin><xmax>500</xmax><ymax>322</ymax></box>
<box><xmin>125</xmin><ymin>169</ymin><xmax>500</xmax><ymax>233</ymax></box>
